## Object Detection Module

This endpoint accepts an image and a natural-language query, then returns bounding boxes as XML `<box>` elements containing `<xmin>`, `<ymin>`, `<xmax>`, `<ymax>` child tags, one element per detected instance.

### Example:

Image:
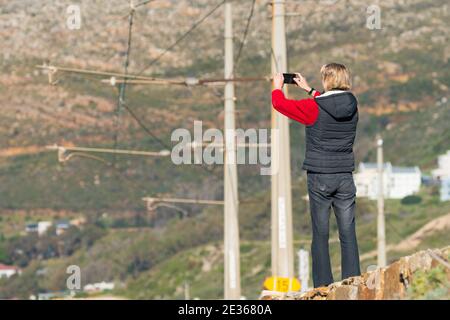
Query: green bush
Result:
<box><xmin>0</xmin><ymin>243</ymin><xmax>7</xmax><ymax>263</ymax></box>
<box><xmin>401</xmin><ymin>195</ymin><xmax>422</xmax><ymax>205</ymax></box>
<box><xmin>407</xmin><ymin>266</ymin><xmax>450</xmax><ymax>300</ymax></box>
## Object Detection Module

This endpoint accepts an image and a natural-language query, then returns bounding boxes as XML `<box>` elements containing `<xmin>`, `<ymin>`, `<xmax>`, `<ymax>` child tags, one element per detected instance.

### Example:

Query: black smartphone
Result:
<box><xmin>283</xmin><ymin>73</ymin><xmax>298</xmax><ymax>84</ymax></box>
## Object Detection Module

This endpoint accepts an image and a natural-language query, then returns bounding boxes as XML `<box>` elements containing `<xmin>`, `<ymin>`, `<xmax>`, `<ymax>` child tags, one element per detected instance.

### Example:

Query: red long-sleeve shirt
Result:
<box><xmin>271</xmin><ymin>89</ymin><xmax>320</xmax><ymax>126</ymax></box>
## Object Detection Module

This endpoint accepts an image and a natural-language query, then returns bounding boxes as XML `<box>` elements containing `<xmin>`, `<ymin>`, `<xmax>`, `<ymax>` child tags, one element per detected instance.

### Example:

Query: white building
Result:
<box><xmin>38</xmin><ymin>221</ymin><xmax>52</xmax><ymax>236</ymax></box>
<box><xmin>431</xmin><ymin>150</ymin><xmax>450</xmax><ymax>180</ymax></box>
<box><xmin>25</xmin><ymin>221</ymin><xmax>52</xmax><ymax>236</ymax></box>
<box><xmin>55</xmin><ymin>220</ymin><xmax>70</xmax><ymax>235</ymax></box>
<box><xmin>84</xmin><ymin>281</ymin><xmax>115</xmax><ymax>293</ymax></box>
<box><xmin>0</xmin><ymin>264</ymin><xmax>20</xmax><ymax>279</ymax></box>
<box><xmin>441</xmin><ymin>178</ymin><xmax>450</xmax><ymax>202</ymax></box>
<box><xmin>431</xmin><ymin>150</ymin><xmax>450</xmax><ymax>202</ymax></box>
<box><xmin>25</xmin><ymin>223</ymin><xmax>38</xmax><ymax>233</ymax></box>
<box><xmin>354</xmin><ymin>162</ymin><xmax>421</xmax><ymax>199</ymax></box>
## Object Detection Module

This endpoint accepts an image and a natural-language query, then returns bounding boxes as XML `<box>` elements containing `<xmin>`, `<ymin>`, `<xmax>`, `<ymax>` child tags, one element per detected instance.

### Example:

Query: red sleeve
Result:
<box><xmin>271</xmin><ymin>89</ymin><xmax>319</xmax><ymax>126</ymax></box>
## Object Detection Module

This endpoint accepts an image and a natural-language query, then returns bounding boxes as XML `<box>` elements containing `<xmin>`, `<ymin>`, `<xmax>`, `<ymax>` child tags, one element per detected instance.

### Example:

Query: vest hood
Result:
<box><xmin>315</xmin><ymin>91</ymin><xmax>357</xmax><ymax>120</ymax></box>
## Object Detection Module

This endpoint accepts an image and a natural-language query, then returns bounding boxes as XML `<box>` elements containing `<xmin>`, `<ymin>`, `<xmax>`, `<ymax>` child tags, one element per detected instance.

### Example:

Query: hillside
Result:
<box><xmin>1</xmin><ymin>187</ymin><xmax>449</xmax><ymax>299</ymax></box>
<box><xmin>0</xmin><ymin>0</ymin><xmax>449</xmax><ymax>299</ymax></box>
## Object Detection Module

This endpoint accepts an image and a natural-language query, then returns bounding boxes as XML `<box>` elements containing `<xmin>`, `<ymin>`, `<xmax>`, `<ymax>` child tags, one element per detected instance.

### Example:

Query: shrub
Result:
<box><xmin>401</xmin><ymin>195</ymin><xmax>422</xmax><ymax>205</ymax></box>
<box><xmin>407</xmin><ymin>266</ymin><xmax>450</xmax><ymax>300</ymax></box>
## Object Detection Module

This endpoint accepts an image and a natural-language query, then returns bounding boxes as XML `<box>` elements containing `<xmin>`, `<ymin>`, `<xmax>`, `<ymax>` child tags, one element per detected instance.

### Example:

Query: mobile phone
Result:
<box><xmin>283</xmin><ymin>73</ymin><xmax>298</xmax><ymax>84</ymax></box>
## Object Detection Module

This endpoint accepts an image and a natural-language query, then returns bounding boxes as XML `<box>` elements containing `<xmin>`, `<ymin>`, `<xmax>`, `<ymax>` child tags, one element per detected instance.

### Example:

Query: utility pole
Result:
<box><xmin>376</xmin><ymin>135</ymin><xmax>387</xmax><ymax>267</ymax></box>
<box><xmin>270</xmin><ymin>0</ymin><xmax>294</xmax><ymax>282</ymax></box>
<box><xmin>297</xmin><ymin>248</ymin><xmax>309</xmax><ymax>293</ymax></box>
<box><xmin>184</xmin><ymin>281</ymin><xmax>190</xmax><ymax>300</ymax></box>
<box><xmin>224</xmin><ymin>0</ymin><xmax>241</xmax><ymax>300</ymax></box>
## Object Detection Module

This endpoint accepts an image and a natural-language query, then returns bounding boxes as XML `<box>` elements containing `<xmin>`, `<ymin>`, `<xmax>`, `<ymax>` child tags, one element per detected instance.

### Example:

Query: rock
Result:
<box><xmin>261</xmin><ymin>246</ymin><xmax>450</xmax><ymax>300</ymax></box>
<box><xmin>330</xmin><ymin>285</ymin><xmax>358</xmax><ymax>300</ymax></box>
<box><xmin>381</xmin><ymin>261</ymin><xmax>405</xmax><ymax>299</ymax></box>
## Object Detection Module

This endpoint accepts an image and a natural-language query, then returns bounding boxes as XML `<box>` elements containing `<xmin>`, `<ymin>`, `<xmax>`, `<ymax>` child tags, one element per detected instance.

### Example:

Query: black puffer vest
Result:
<box><xmin>302</xmin><ymin>91</ymin><xmax>358</xmax><ymax>173</ymax></box>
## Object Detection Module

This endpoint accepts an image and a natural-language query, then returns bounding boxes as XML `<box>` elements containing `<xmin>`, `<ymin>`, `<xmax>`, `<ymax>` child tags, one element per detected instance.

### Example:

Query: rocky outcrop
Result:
<box><xmin>261</xmin><ymin>246</ymin><xmax>450</xmax><ymax>300</ymax></box>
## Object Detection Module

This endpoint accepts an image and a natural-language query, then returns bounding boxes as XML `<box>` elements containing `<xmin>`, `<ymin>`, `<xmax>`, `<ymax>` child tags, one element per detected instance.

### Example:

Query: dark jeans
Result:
<box><xmin>307</xmin><ymin>171</ymin><xmax>361</xmax><ymax>288</ymax></box>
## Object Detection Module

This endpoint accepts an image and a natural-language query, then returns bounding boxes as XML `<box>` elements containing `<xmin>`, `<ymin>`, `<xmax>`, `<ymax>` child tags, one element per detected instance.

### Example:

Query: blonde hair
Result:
<box><xmin>320</xmin><ymin>63</ymin><xmax>351</xmax><ymax>91</ymax></box>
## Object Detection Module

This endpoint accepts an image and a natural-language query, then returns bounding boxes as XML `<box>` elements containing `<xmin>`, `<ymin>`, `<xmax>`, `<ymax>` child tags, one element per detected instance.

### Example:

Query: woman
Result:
<box><xmin>272</xmin><ymin>63</ymin><xmax>361</xmax><ymax>288</ymax></box>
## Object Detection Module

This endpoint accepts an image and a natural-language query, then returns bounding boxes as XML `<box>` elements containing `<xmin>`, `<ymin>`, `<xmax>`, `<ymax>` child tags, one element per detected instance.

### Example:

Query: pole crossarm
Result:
<box><xmin>188</xmin><ymin>142</ymin><xmax>271</xmax><ymax>148</ymax></box>
<box><xmin>36</xmin><ymin>64</ymin><xmax>269</xmax><ymax>87</ymax></box>
<box><xmin>101</xmin><ymin>76</ymin><xmax>270</xmax><ymax>87</ymax></box>
<box><xmin>199</xmin><ymin>77</ymin><xmax>269</xmax><ymax>84</ymax></box>
<box><xmin>147</xmin><ymin>202</ymin><xmax>189</xmax><ymax>218</ymax></box>
<box><xmin>142</xmin><ymin>197</ymin><xmax>225</xmax><ymax>206</ymax></box>
<box><xmin>36</xmin><ymin>64</ymin><xmax>183</xmax><ymax>84</ymax></box>
<box><xmin>46</xmin><ymin>144</ymin><xmax>171</xmax><ymax>160</ymax></box>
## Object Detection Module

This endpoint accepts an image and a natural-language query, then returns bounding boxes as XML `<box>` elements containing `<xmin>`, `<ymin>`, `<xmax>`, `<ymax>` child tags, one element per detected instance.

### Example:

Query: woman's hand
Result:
<box><xmin>273</xmin><ymin>73</ymin><xmax>284</xmax><ymax>90</ymax></box>
<box><xmin>294</xmin><ymin>73</ymin><xmax>312</xmax><ymax>93</ymax></box>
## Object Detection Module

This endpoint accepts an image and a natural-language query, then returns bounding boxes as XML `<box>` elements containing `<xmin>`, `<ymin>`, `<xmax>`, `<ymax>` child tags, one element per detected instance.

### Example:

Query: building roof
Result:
<box><xmin>359</xmin><ymin>162</ymin><xmax>391</xmax><ymax>170</ymax></box>
<box><xmin>0</xmin><ymin>264</ymin><xmax>19</xmax><ymax>271</ymax></box>
<box><xmin>359</xmin><ymin>162</ymin><xmax>419</xmax><ymax>174</ymax></box>
<box><xmin>392</xmin><ymin>166</ymin><xmax>420</xmax><ymax>174</ymax></box>
<box><xmin>56</xmin><ymin>220</ymin><xmax>70</xmax><ymax>228</ymax></box>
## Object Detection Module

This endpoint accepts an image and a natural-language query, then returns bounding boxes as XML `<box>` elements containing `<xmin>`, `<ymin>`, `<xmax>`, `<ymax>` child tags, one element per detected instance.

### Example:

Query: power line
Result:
<box><xmin>113</xmin><ymin>4</ymin><xmax>136</xmax><ymax>161</ymax></box>
<box><xmin>136</xmin><ymin>0</ymin><xmax>227</xmax><ymax>76</ymax></box>
<box><xmin>121</xmin><ymin>102</ymin><xmax>220</xmax><ymax>176</ymax></box>
<box><xmin>39</xmin><ymin>0</ymin><xmax>267</xmax><ymax>197</ymax></box>
<box><xmin>46</xmin><ymin>142</ymin><xmax>173</xmax><ymax>198</ymax></box>
<box><xmin>58</xmin><ymin>3</ymin><xmax>178</xmax><ymax>179</ymax></box>
<box><xmin>234</xmin><ymin>0</ymin><xmax>256</xmax><ymax>69</ymax></box>
<box><xmin>134</xmin><ymin>0</ymin><xmax>154</xmax><ymax>8</ymax></box>
<box><xmin>385</xmin><ymin>214</ymin><xmax>403</xmax><ymax>241</ymax></box>
<box><xmin>120</xmin><ymin>87</ymin><xmax>253</xmax><ymax>179</ymax></box>
<box><xmin>270</xmin><ymin>46</ymin><xmax>279</xmax><ymax>73</ymax></box>
<box><xmin>34</xmin><ymin>1</ymin><xmax>265</xmax><ymax>217</ymax></box>
<box><xmin>121</xmin><ymin>102</ymin><xmax>171</xmax><ymax>150</ymax></box>
<box><xmin>53</xmin><ymin>147</ymin><xmax>152</xmax><ymax>208</ymax></box>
